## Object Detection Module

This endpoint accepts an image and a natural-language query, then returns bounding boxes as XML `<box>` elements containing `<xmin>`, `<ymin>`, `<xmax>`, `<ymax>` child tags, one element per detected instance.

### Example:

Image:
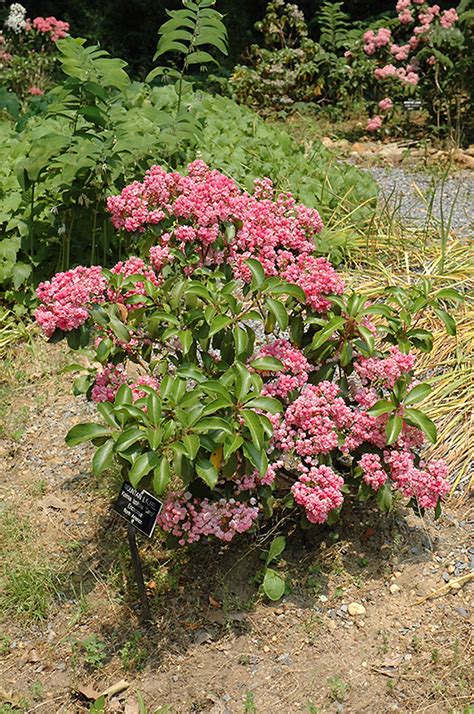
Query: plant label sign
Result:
<box><xmin>403</xmin><ymin>100</ymin><xmax>422</xmax><ymax>111</ymax></box>
<box><xmin>113</xmin><ymin>482</ymin><xmax>162</xmax><ymax>538</ymax></box>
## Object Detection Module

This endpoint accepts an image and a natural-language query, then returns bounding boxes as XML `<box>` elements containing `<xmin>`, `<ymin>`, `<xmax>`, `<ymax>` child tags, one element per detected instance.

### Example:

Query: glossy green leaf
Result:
<box><xmin>153</xmin><ymin>457</ymin><xmax>170</xmax><ymax>495</ymax></box>
<box><xmin>385</xmin><ymin>414</ymin><xmax>403</xmax><ymax>445</ymax></box>
<box><xmin>196</xmin><ymin>458</ymin><xmax>218</xmax><ymax>489</ymax></box>
<box><xmin>404</xmin><ymin>383</ymin><xmax>432</xmax><ymax>406</ymax></box>
<box><xmin>404</xmin><ymin>408</ymin><xmax>437</xmax><ymax>443</ymax></box>
<box><xmin>66</xmin><ymin>423</ymin><xmax>111</xmax><ymax>447</ymax></box>
<box><xmin>128</xmin><ymin>451</ymin><xmax>160</xmax><ymax>488</ymax></box>
<box><xmin>249</xmin><ymin>356</ymin><xmax>284</xmax><ymax>372</ymax></box>
<box><xmin>92</xmin><ymin>439</ymin><xmax>115</xmax><ymax>475</ymax></box>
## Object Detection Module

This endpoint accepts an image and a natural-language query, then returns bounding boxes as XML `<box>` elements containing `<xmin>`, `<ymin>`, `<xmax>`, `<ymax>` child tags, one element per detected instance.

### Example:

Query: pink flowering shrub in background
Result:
<box><xmin>1</xmin><ymin>3</ymin><xmax>69</xmax><ymax>100</ymax></box>
<box><xmin>36</xmin><ymin>161</ymin><xmax>458</xmax><ymax>563</ymax></box>
<box><xmin>359</xmin><ymin>0</ymin><xmax>472</xmax><ymax>138</ymax></box>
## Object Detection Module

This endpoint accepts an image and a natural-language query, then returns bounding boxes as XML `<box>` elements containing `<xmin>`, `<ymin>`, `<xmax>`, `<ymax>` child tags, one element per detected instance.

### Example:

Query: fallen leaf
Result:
<box><xmin>181</xmin><ymin>620</ymin><xmax>201</xmax><ymax>630</ymax></box>
<box><xmin>39</xmin><ymin>495</ymin><xmax>68</xmax><ymax>511</ymax></box>
<box><xmin>208</xmin><ymin>594</ymin><xmax>222</xmax><ymax>609</ymax></box>
<box><xmin>117</xmin><ymin>304</ymin><xmax>128</xmax><ymax>322</ymax></box>
<box><xmin>361</xmin><ymin>527</ymin><xmax>376</xmax><ymax>542</ymax></box>
<box><xmin>99</xmin><ymin>679</ymin><xmax>129</xmax><ymax>698</ymax></box>
<box><xmin>194</xmin><ymin>629</ymin><xmax>213</xmax><ymax>645</ymax></box>
<box><xmin>74</xmin><ymin>683</ymin><xmax>102</xmax><ymax>701</ymax></box>
<box><xmin>21</xmin><ymin>648</ymin><xmax>40</xmax><ymax>663</ymax></box>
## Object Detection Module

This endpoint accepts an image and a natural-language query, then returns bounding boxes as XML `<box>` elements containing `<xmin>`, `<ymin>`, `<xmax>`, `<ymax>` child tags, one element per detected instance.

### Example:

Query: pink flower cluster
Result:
<box><xmin>108</xmin><ymin>257</ymin><xmax>159</xmax><ymax>305</ymax></box>
<box><xmin>91</xmin><ymin>363</ymin><xmax>160</xmax><ymax>403</ymax></box>
<box><xmin>32</xmin><ymin>16</ymin><xmax>69</xmax><ymax>42</ymax></box>
<box><xmin>28</xmin><ymin>86</ymin><xmax>44</xmax><ymax>95</ymax></box>
<box><xmin>235</xmin><ymin>461</ymin><xmax>283</xmax><ymax>492</ymax></box>
<box><xmin>363</xmin><ymin>28</ymin><xmax>392</xmax><ymax>55</ymax></box>
<box><xmin>157</xmin><ymin>493</ymin><xmax>259</xmax><ymax>544</ymax></box>
<box><xmin>35</xmin><ymin>266</ymin><xmax>106</xmax><ymax>338</ymax></box>
<box><xmin>291</xmin><ymin>465</ymin><xmax>344</xmax><ymax>523</ymax></box>
<box><xmin>359</xmin><ymin>453</ymin><xmax>387</xmax><ymax>491</ymax></box>
<box><xmin>367</xmin><ymin>115</ymin><xmax>383</xmax><ymax>132</ymax></box>
<box><xmin>35</xmin><ymin>259</ymin><xmax>163</xmax><ymax>340</ymax></box>
<box><xmin>378</xmin><ymin>97</ymin><xmax>394</xmax><ymax>112</ymax></box>
<box><xmin>355</xmin><ymin>347</ymin><xmax>415</xmax><ymax>388</ymax></box>
<box><xmin>107</xmin><ymin>161</ymin><xmax>343</xmax><ymax>314</ymax></box>
<box><xmin>253</xmin><ymin>339</ymin><xmax>310</xmax><ymax>399</ymax></box>
<box><xmin>385</xmin><ymin>450</ymin><xmax>450</xmax><ymax>508</ymax></box>
<box><xmin>272</xmin><ymin>381</ymin><xmax>352</xmax><ymax>458</ymax></box>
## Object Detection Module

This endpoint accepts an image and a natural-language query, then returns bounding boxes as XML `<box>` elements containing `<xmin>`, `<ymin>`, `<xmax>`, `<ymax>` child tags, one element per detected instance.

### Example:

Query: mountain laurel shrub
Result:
<box><xmin>354</xmin><ymin>0</ymin><xmax>473</xmax><ymax>140</ymax></box>
<box><xmin>35</xmin><ymin>161</ymin><xmax>458</xmax><ymax>571</ymax></box>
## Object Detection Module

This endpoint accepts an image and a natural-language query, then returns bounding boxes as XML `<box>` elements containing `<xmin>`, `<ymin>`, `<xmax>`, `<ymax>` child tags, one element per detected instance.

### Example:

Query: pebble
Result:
<box><xmin>348</xmin><ymin>602</ymin><xmax>366</xmax><ymax>617</ymax></box>
<box><xmin>389</xmin><ymin>584</ymin><xmax>401</xmax><ymax>595</ymax></box>
<box><xmin>456</xmin><ymin>607</ymin><xmax>469</xmax><ymax>617</ymax></box>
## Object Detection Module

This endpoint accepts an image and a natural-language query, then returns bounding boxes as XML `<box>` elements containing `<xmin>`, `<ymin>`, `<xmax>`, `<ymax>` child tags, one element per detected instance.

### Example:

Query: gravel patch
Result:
<box><xmin>364</xmin><ymin>167</ymin><xmax>473</xmax><ymax>237</ymax></box>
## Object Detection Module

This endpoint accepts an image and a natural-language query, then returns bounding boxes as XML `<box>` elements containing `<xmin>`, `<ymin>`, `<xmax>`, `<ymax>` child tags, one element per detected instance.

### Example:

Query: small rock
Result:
<box><xmin>263</xmin><ymin>645</ymin><xmax>270</xmax><ymax>653</ymax></box>
<box><xmin>442</xmin><ymin>572</ymin><xmax>450</xmax><ymax>583</ymax></box>
<box><xmin>276</xmin><ymin>653</ymin><xmax>292</xmax><ymax>666</ymax></box>
<box><xmin>390</xmin><ymin>584</ymin><xmax>401</xmax><ymax>595</ymax></box>
<box><xmin>447</xmin><ymin>564</ymin><xmax>455</xmax><ymax>574</ymax></box>
<box><xmin>348</xmin><ymin>602</ymin><xmax>366</xmax><ymax>617</ymax></box>
<box><xmin>456</xmin><ymin>607</ymin><xmax>468</xmax><ymax>617</ymax></box>
<box><xmin>318</xmin><ymin>595</ymin><xmax>328</xmax><ymax>603</ymax></box>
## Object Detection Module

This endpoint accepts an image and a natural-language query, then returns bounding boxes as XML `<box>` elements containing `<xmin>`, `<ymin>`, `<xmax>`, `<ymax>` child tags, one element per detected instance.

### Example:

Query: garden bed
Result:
<box><xmin>0</xmin><ymin>338</ymin><xmax>472</xmax><ymax>713</ymax></box>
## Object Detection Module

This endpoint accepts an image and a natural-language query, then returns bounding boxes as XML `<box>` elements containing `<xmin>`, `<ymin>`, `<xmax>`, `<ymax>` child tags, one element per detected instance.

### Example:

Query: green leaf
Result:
<box><xmin>435</xmin><ymin>288</ymin><xmax>463</xmax><ymax>303</ymax></box>
<box><xmin>433</xmin><ymin>308</ymin><xmax>456</xmax><ymax>336</ymax></box>
<box><xmin>242</xmin><ymin>410</ymin><xmax>264</xmax><ymax>449</ymax></box>
<box><xmin>367</xmin><ymin>399</ymin><xmax>394</xmax><ymax>417</ymax></box>
<box><xmin>265</xmin><ymin>535</ymin><xmax>286</xmax><ymax>566</ymax></box>
<box><xmin>376</xmin><ymin>484</ymin><xmax>393</xmax><ymax>513</ymax></box>
<box><xmin>404</xmin><ymin>383</ymin><xmax>432</xmax><ymax>406</ymax></box>
<box><xmin>404</xmin><ymin>408</ymin><xmax>437</xmax><ymax>444</ymax></box>
<box><xmin>109</xmin><ymin>317</ymin><xmax>130</xmax><ymax>343</ymax></box>
<box><xmin>92</xmin><ymin>439</ymin><xmax>115</xmax><ymax>475</ymax></box>
<box><xmin>153</xmin><ymin>457</ymin><xmax>170</xmax><ymax>495</ymax></box>
<box><xmin>115</xmin><ymin>384</ymin><xmax>133</xmax><ymax>406</ymax></box>
<box><xmin>147</xmin><ymin>392</ymin><xmax>161</xmax><ymax>424</ymax></box>
<box><xmin>66</xmin><ymin>423</ymin><xmax>111</xmax><ymax>447</ymax></box>
<box><xmin>249</xmin><ymin>356</ymin><xmax>284</xmax><ymax>372</ymax></box>
<box><xmin>266</xmin><ymin>297</ymin><xmax>289</xmax><ymax>330</ymax></box>
<box><xmin>179</xmin><ymin>330</ymin><xmax>193</xmax><ymax>353</ymax></box>
<box><xmin>186</xmin><ymin>50</ymin><xmax>218</xmax><ymax>65</ymax></box>
<box><xmin>309</xmin><ymin>316</ymin><xmax>345</xmax><ymax>351</ymax></box>
<box><xmin>209</xmin><ymin>315</ymin><xmax>232</xmax><ymax>337</ymax></box>
<box><xmin>129</xmin><ymin>451</ymin><xmax>160</xmax><ymax>488</ymax></box>
<box><xmin>243</xmin><ymin>441</ymin><xmax>268</xmax><ymax>475</ymax></box>
<box><xmin>194</xmin><ymin>417</ymin><xmax>233</xmax><ymax>434</ymax></box>
<box><xmin>115</xmin><ymin>428</ymin><xmax>145</xmax><ymax>452</ymax></box>
<box><xmin>183</xmin><ymin>433</ymin><xmax>200</xmax><ymax>459</ymax></box>
<box><xmin>385</xmin><ymin>414</ymin><xmax>403</xmax><ymax>445</ymax></box>
<box><xmin>244</xmin><ymin>397</ymin><xmax>283</xmax><ymax>414</ymax></box>
<box><xmin>245</xmin><ymin>258</ymin><xmax>265</xmax><ymax>288</ymax></box>
<box><xmin>234</xmin><ymin>362</ymin><xmax>252</xmax><ymax>401</ymax></box>
<box><xmin>268</xmin><ymin>281</ymin><xmax>306</xmax><ymax>302</ymax></box>
<box><xmin>196</xmin><ymin>458</ymin><xmax>218</xmax><ymax>489</ymax></box>
<box><xmin>263</xmin><ymin>568</ymin><xmax>285</xmax><ymax>601</ymax></box>
<box><xmin>223</xmin><ymin>434</ymin><xmax>244</xmax><ymax>460</ymax></box>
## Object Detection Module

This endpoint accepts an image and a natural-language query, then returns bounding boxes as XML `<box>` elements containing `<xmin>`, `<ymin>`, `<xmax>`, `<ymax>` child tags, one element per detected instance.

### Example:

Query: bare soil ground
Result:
<box><xmin>0</xmin><ymin>341</ymin><xmax>472</xmax><ymax>714</ymax></box>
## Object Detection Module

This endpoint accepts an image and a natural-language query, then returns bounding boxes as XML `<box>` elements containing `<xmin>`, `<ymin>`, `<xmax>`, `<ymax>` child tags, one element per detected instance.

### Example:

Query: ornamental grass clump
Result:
<box><xmin>36</xmin><ymin>161</ymin><xmax>459</xmax><ymax>550</ymax></box>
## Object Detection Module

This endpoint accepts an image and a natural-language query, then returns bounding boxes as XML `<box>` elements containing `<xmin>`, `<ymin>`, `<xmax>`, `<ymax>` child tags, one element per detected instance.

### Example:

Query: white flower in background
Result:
<box><xmin>5</xmin><ymin>3</ymin><xmax>27</xmax><ymax>33</ymax></box>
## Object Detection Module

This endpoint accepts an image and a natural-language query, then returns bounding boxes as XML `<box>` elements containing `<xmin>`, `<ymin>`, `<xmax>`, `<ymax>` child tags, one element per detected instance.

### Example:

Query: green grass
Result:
<box><xmin>0</xmin><ymin>508</ymin><xmax>59</xmax><ymax>622</ymax></box>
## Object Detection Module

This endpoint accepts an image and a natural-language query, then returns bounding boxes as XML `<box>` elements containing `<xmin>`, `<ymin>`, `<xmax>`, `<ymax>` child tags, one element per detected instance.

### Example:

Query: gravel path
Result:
<box><xmin>365</xmin><ymin>167</ymin><xmax>473</xmax><ymax>237</ymax></box>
